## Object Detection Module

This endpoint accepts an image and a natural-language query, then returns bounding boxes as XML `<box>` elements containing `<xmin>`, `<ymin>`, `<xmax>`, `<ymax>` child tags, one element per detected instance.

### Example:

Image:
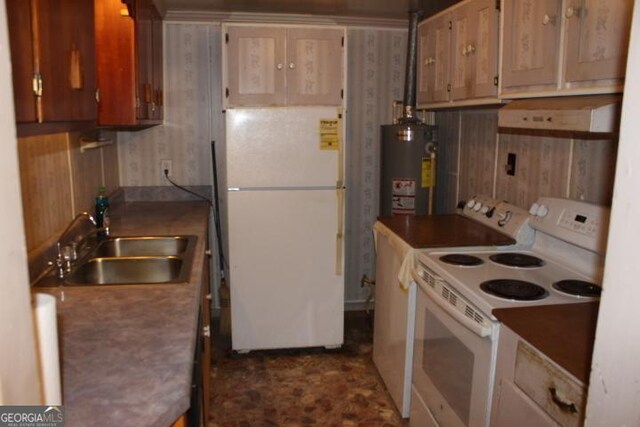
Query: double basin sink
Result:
<box><xmin>37</xmin><ymin>236</ymin><xmax>198</xmax><ymax>287</ymax></box>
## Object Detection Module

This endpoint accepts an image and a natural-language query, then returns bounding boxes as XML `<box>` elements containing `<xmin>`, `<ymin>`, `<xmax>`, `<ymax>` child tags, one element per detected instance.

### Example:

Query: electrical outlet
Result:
<box><xmin>161</xmin><ymin>159</ymin><xmax>172</xmax><ymax>178</ymax></box>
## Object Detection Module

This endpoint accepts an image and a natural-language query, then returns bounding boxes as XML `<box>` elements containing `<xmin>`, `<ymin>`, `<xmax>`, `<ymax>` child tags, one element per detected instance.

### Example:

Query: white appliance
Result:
<box><xmin>372</xmin><ymin>230</ymin><xmax>417</xmax><ymax>417</ymax></box>
<box><xmin>226</xmin><ymin>107</ymin><xmax>345</xmax><ymax>351</ymax></box>
<box><xmin>373</xmin><ymin>196</ymin><xmax>533</xmax><ymax>418</ymax></box>
<box><xmin>410</xmin><ymin>197</ymin><xmax>609</xmax><ymax>426</ymax></box>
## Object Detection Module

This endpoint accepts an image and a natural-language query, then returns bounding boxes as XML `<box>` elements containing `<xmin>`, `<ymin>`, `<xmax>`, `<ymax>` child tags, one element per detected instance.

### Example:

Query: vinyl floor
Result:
<box><xmin>208</xmin><ymin>311</ymin><xmax>407</xmax><ymax>427</ymax></box>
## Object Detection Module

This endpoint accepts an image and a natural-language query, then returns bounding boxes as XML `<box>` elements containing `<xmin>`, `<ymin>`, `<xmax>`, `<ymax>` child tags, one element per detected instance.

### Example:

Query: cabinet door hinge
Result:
<box><xmin>95</xmin><ymin>88</ymin><xmax>101</xmax><ymax>103</ymax></box>
<box><xmin>32</xmin><ymin>73</ymin><xmax>43</xmax><ymax>97</ymax></box>
<box><xmin>449</xmin><ymin>21</ymin><xmax>452</xmax><ymax>30</ymax></box>
<box><xmin>494</xmin><ymin>75</ymin><xmax>499</xmax><ymax>86</ymax></box>
<box><xmin>341</xmin><ymin>89</ymin><xmax>344</xmax><ymax>99</ymax></box>
<box><xmin>225</xmin><ymin>88</ymin><xmax>229</xmax><ymax>98</ymax></box>
<box><xmin>496</xmin><ymin>0</ymin><xmax>501</xmax><ymax>11</ymax></box>
<box><xmin>135</xmin><ymin>96</ymin><xmax>141</xmax><ymax>108</ymax></box>
<box><xmin>225</xmin><ymin>33</ymin><xmax>229</xmax><ymax>43</ymax></box>
<box><xmin>447</xmin><ymin>83</ymin><xmax>451</xmax><ymax>92</ymax></box>
<box><xmin>341</xmin><ymin>36</ymin><xmax>344</xmax><ymax>47</ymax></box>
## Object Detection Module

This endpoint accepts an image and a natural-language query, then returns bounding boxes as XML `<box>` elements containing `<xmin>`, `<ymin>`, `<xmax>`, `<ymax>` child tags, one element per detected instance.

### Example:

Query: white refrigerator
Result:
<box><xmin>226</xmin><ymin>107</ymin><xmax>345</xmax><ymax>351</ymax></box>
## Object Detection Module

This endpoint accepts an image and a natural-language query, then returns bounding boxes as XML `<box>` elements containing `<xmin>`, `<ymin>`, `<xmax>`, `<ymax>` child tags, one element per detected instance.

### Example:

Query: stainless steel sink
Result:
<box><xmin>33</xmin><ymin>235</ymin><xmax>198</xmax><ymax>287</ymax></box>
<box><xmin>92</xmin><ymin>236</ymin><xmax>194</xmax><ymax>257</ymax></box>
<box><xmin>65</xmin><ymin>256</ymin><xmax>187</xmax><ymax>285</ymax></box>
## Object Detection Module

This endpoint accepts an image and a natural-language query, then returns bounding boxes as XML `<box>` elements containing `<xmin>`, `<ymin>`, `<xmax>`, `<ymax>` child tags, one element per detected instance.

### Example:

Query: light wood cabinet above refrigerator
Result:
<box><xmin>223</xmin><ymin>24</ymin><xmax>345</xmax><ymax>108</ymax></box>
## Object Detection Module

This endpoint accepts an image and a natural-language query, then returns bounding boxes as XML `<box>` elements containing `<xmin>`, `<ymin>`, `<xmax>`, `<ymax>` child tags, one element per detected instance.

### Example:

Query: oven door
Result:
<box><xmin>412</xmin><ymin>274</ymin><xmax>497</xmax><ymax>427</ymax></box>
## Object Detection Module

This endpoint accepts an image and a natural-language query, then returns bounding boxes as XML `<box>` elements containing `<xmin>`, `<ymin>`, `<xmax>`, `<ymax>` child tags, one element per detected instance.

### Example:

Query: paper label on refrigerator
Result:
<box><xmin>319</xmin><ymin>119</ymin><xmax>339</xmax><ymax>150</ymax></box>
<box><xmin>421</xmin><ymin>157</ymin><xmax>435</xmax><ymax>188</ymax></box>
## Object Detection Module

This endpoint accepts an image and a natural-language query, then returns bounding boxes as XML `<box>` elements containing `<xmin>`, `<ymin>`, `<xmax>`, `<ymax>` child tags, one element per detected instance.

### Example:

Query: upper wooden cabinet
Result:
<box><xmin>7</xmin><ymin>0</ymin><xmax>97</xmax><ymax>135</ymax></box>
<box><xmin>563</xmin><ymin>0</ymin><xmax>633</xmax><ymax>85</ymax></box>
<box><xmin>500</xmin><ymin>0</ymin><xmax>632</xmax><ymax>96</ymax></box>
<box><xmin>417</xmin><ymin>13</ymin><xmax>452</xmax><ymax>104</ymax></box>
<box><xmin>417</xmin><ymin>0</ymin><xmax>499</xmax><ymax>108</ymax></box>
<box><xmin>453</xmin><ymin>0</ymin><xmax>500</xmax><ymax>100</ymax></box>
<box><xmin>501</xmin><ymin>0</ymin><xmax>566</xmax><ymax>93</ymax></box>
<box><xmin>95</xmin><ymin>0</ymin><xmax>163</xmax><ymax>127</ymax></box>
<box><xmin>223</xmin><ymin>25</ymin><xmax>345</xmax><ymax>107</ymax></box>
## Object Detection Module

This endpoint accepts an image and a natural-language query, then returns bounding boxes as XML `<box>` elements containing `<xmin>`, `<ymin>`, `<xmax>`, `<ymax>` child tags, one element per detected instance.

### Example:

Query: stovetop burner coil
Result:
<box><xmin>552</xmin><ymin>280</ymin><xmax>602</xmax><ymax>297</ymax></box>
<box><xmin>489</xmin><ymin>253</ymin><xmax>545</xmax><ymax>268</ymax></box>
<box><xmin>439</xmin><ymin>254</ymin><xmax>484</xmax><ymax>266</ymax></box>
<box><xmin>480</xmin><ymin>279</ymin><xmax>549</xmax><ymax>301</ymax></box>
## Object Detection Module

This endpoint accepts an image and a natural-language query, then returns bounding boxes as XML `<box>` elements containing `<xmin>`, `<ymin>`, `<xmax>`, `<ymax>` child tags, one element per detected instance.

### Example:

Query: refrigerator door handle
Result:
<box><xmin>336</xmin><ymin>108</ymin><xmax>345</xmax><ymax>276</ymax></box>
<box><xmin>336</xmin><ymin>186</ymin><xmax>345</xmax><ymax>275</ymax></box>
<box><xmin>335</xmin><ymin>108</ymin><xmax>345</xmax><ymax>276</ymax></box>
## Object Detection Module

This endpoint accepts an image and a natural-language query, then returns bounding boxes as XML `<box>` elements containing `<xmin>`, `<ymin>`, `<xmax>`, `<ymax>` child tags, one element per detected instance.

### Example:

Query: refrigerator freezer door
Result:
<box><xmin>228</xmin><ymin>189</ymin><xmax>344</xmax><ymax>350</ymax></box>
<box><xmin>226</xmin><ymin>107</ymin><xmax>342</xmax><ymax>189</ymax></box>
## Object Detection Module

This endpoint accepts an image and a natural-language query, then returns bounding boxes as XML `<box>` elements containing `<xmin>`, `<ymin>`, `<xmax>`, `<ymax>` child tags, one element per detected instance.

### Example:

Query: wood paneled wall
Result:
<box><xmin>434</xmin><ymin>109</ymin><xmax>618</xmax><ymax>212</ymax></box>
<box><xmin>17</xmin><ymin>131</ymin><xmax>120</xmax><ymax>252</ymax></box>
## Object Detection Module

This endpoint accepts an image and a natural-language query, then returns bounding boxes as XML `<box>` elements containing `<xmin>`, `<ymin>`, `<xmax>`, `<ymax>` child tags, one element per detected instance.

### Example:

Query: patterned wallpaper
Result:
<box><xmin>119</xmin><ymin>23</ymin><xmax>219</xmax><ymax>187</ymax></box>
<box><xmin>345</xmin><ymin>28</ymin><xmax>407</xmax><ymax>306</ymax></box>
<box><xmin>118</xmin><ymin>23</ymin><xmax>408</xmax><ymax>307</ymax></box>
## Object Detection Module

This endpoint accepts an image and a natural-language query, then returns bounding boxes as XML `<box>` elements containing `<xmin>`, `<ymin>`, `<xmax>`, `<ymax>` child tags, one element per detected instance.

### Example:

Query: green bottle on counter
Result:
<box><xmin>95</xmin><ymin>186</ymin><xmax>110</xmax><ymax>237</ymax></box>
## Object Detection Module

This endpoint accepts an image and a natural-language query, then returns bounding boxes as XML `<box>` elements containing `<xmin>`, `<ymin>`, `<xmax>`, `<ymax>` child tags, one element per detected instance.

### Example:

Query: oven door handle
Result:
<box><xmin>413</xmin><ymin>272</ymin><xmax>493</xmax><ymax>338</ymax></box>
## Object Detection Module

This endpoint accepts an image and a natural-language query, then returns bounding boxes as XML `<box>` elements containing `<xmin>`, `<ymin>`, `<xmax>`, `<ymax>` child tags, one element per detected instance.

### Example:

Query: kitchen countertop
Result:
<box><xmin>37</xmin><ymin>201</ymin><xmax>210</xmax><ymax>427</ymax></box>
<box><xmin>493</xmin><ymin>302</ymin><xmax>600</xmax><ymax>384</ymax></box>
<box><xmin>377</xmin><ymin>214</ymin><xmax>516</xmax><ymax>249</ymax></box>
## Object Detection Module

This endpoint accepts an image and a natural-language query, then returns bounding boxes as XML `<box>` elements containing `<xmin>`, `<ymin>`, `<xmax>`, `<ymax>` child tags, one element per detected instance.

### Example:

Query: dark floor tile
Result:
<box><xmin>208</xmin><ymin>311</ymin><xmax>407</xmax><ymax>427</ymax></box>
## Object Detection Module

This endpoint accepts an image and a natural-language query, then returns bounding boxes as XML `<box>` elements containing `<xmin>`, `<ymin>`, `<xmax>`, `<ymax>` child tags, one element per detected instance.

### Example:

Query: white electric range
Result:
<box><xmin>409</xmin><ymin>197</ymin><xmax>610</xmax><ymax>427</ymax></box>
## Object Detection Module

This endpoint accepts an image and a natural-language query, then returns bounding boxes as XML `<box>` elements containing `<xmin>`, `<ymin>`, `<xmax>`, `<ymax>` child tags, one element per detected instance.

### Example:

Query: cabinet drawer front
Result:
<box><xmin>515</xmin><ymin>341</ymin><xmax>586</xmax><ymax>427</ymax></box>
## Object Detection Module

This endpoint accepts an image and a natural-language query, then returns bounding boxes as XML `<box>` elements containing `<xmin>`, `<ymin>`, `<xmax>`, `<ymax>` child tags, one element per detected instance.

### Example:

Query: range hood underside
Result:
<box><xmin>498</xmin><ymin>95</ymin><xmax>622</xmax><ymax>133</ymax></box>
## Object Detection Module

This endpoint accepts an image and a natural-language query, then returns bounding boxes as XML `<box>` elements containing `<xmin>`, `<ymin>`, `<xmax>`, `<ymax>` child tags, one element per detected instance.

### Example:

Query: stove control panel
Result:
<box><xmin>463</xmin><ymin>195</ymin><xmax>534</xmax><ymax>244</ymax></box>
<box><xmin>530</xmin><ymin>197</ymin><xmax>610</xmax><ymax>254</ymax></box>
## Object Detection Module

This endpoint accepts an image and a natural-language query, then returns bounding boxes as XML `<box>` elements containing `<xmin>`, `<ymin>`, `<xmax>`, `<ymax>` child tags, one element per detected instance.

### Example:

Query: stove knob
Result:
<box><xmin>466</xmin><ymin>199</ymin><xmax>476</xmax><ymax>209</ymax></box>
<box><xmin>498</xmin><ymin>210</ymin><xmax>512</xmax><ymax>226</ymax></box>
<box><xmin>486</xmin><ymin>207</ymin><xmax>495</xmax><ymax>218</ymax></box>
<box><xmin>474</xmin><ymin>202</ymin><xmax>483</xmax><ymax>212</ymax></box>
<box><xmin>480</xmin><ymin>205</ymin><xmax>490</xmax><ymax>215</ymax></box>
<box><xmin>536</xmin><ymin>204</ymin><xmax>549</xmax><ymax>218</ymax></box>
<box><xmin>529</xmin><ymin>202</ymin><xmax>540</xmax><ymax>215</ymax></box>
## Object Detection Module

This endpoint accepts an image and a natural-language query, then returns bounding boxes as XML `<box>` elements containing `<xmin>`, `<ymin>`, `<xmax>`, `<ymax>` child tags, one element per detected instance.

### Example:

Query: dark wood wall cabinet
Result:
<box><xmin>6</xmin><ymin>0</ymin><xmax>164</xmax><ymax>136</ymax></box>
<box><xmin>95</xmin><ymin>0</ymin><xmax>163</xmax><ymax>127</ymax></box>
<box><xmin>7</xmin><ymin>0</ymin><xmax>97</xmax><ymax>137</ymax></box>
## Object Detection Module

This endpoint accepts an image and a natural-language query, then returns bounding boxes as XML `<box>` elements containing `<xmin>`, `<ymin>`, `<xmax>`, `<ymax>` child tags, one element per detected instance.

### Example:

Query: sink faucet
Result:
<box><xmin>50</xmin><ymin>212</ymin><xmax>109</xmax><ymax>278</ymax></box>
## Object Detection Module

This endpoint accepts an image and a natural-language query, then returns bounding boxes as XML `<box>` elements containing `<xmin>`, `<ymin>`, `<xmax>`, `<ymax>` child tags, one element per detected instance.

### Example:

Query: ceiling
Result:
<box><xmin>158</xmin><ymin>0</ymin><xmax>458</xmax><ymax>21</ymax></box>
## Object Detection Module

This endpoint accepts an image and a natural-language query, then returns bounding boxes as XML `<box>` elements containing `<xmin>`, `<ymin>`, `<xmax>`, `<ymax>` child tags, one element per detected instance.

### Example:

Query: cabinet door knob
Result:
<box><xmin>202</xmin><ymin>325</ymin><xmax>211</xmax><ymax>337</ymax></box>
<box><xmin>462</xmin><ymin>44</ymin><xmax>475</xmax><ymax>56</ymax></box>
<box><xmin>542</xmin><ymin>14</ymin><xmax>556</xmax><ymax>25</ymax></box>
<box><xmin>276</xmin><ymin>63</ymin><xmax>283</xmax><ymax>70</ymax></box>
<box><xmin>288</xmin><ymin>62</ymin><xmax>296</xmax><ymax>69</ymax></box>
<box><xmin>565</xmin><ymin>7</ymin><xmax>580</xmax><ymax>18</ymax></box>
<box><xmin>425</xmin><ymin>57</ymin><xmax>435</xmax><ymax>65</ymax></box>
